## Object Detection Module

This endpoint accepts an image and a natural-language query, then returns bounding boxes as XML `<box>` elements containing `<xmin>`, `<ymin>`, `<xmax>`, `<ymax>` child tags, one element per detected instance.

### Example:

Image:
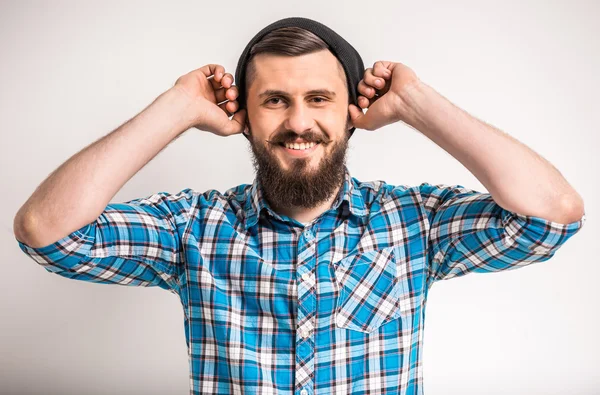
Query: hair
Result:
<box><xmin>244</xmin><ymin>27</ymin><xmax>347</xmax><ymax>98</ymax></box>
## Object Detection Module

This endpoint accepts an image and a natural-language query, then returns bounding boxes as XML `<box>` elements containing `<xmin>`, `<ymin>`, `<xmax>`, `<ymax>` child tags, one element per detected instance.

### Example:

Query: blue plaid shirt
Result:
<box><xmin>16</xmin><ymin>166</ymin><xmax>586</xmax><ymax>395</ymax></box>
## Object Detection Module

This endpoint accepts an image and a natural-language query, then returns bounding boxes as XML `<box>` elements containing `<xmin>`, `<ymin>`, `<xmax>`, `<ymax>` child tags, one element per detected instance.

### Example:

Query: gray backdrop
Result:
<box><xmin>1</xmin><ymin>1</ymin><xmax>598</xmax><ymax>394</ymax></box>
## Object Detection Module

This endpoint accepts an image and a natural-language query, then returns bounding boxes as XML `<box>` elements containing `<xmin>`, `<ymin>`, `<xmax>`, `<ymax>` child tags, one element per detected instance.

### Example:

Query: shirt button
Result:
<box><xmin>301</xmin><ymin>272</ymin><xmax>311</xmax><ymax>282</ymax></box>
<box><xmin>300</xmin><ymin>389</ymin><xmax>308</xmax><ymax>395</ymax></box>
<box><xmin>300</xmin><ymin>329</ymin><xmax>310</xmax><ymax>339</ymax></box>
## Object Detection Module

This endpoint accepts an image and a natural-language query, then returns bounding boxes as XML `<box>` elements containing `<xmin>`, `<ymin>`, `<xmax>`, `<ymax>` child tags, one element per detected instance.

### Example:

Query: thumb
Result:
<box><xmin>349</xmin><ymin>104</ymin><xmax>372</xmax><ymax>131</ymax></box>
<box><xmin>223</xmin><ymin>109</ymin><xmax>247</xmax><ymax>136</ymax></box>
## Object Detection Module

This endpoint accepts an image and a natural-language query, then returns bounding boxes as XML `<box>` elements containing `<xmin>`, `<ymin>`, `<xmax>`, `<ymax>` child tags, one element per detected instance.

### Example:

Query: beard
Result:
<box><xmin>247</xmin><ymin>122</ymin><xmax>350</xmax><ymax>211</ymax></box>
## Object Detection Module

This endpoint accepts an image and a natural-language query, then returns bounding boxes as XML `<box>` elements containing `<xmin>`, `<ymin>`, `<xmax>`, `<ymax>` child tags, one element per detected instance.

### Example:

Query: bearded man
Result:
<box><xmin>14</xmin><ymin>17</ymin><xmax>585</xmax><ymax>395</ymax></box>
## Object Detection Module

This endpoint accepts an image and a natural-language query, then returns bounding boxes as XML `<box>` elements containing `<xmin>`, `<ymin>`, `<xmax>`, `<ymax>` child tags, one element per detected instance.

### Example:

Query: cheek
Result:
<box><xmin>250</xmin><ymin>112</ymin><xmax>281</xmax><ymax>136</ymax></box>
<box><xmin>318</xmin><ymin>106</ymin><xmax>349</xmax><ymax>135</ymax></box>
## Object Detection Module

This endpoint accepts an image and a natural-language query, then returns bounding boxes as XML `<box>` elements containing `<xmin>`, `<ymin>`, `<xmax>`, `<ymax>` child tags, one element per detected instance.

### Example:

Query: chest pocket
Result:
<box><xmin>332</xmin><ymin>246</ymin><xmax>414</xmax><ymax>333</ymax></box>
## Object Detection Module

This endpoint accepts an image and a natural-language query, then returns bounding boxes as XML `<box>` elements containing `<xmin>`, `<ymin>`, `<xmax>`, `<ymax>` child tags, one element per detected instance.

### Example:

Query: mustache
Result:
<box><xmin>266</xmin><ymin>130</ymin><xmax>331</xmax><ymax>146</ymax></box>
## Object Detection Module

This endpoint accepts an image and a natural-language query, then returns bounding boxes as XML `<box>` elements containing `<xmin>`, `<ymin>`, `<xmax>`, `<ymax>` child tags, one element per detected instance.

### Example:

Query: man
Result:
<box><xmin>14</xmin><ymin>17</ymin><xmax>585</xmax><ymax>395</ymax></box>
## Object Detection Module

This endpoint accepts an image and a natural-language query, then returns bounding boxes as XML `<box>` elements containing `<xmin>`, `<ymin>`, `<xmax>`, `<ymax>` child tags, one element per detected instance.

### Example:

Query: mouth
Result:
<box><xmin>276</xmin><ymin>141</ymin><xmax>321</xmax><ymax>157</ymax></box>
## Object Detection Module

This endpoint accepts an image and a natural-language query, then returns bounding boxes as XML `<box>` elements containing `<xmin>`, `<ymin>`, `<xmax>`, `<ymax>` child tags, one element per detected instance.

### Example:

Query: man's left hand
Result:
<box><xmin>348</xmin><ymin>61</ymin><xmax>420</xmax><ymax>131</ymax></box>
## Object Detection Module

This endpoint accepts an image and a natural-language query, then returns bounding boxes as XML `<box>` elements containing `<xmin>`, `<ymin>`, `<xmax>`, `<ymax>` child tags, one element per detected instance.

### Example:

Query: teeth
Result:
<box><xmin>285</xmin><ymin>142</ymin><xmax>316</xmax><ymax>150</ymax></box>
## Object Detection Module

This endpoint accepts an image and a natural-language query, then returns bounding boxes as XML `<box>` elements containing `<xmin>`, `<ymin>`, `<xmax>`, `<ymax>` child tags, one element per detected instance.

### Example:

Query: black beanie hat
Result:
<box><xmin>234</xmin><ymin>17</ymin><xmax>365</xmax><ymax>138</ymax></box>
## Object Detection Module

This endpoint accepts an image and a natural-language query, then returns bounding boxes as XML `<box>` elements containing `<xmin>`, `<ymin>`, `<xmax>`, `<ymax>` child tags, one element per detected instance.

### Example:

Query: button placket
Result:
<box><xmin>295</xmin><ymin>227</ymin><xmax>316</xmax><ymax>395</ymax></box>
<box><xmin>300</xmin><ymin>328</ymin><xmax>310</xmax><ymax>339</ymax></box>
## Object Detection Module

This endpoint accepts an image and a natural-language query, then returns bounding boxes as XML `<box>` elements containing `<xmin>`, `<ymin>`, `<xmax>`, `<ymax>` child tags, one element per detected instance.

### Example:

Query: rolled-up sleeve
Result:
<box><xmin>418</xmin><ymin>182</ymin><xmax>586</xmax><ymax>285</ymax></box>
<box><xmin>16</xmin><ymin>188</ymin><xmax>197</xmax><ymax>294</ymax></box>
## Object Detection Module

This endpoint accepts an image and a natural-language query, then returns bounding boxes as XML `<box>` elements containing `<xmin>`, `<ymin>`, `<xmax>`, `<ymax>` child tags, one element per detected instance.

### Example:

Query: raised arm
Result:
<box><xmin>349</xmin><ymin>60</ymin><xmax>585</xmax><ymax>224</ymax></box>
<box><xmin>14</xmin><ymin>64</ymin><xmax>246</xmax><ymax>248</ymax></box>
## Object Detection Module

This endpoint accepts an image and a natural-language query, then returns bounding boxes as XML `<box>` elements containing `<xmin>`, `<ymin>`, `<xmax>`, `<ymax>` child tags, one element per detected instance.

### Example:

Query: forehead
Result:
<box><xmin>249</xmin><ymin>50</ymin><xmax>347</xmax><ymax>94</ymax></box>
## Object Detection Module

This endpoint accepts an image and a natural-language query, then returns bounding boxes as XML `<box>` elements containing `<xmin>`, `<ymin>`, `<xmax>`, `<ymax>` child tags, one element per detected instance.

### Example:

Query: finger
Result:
<box><xmin>226</xmin><ymin>85</ymin><xmax>239</xmax><ymax>101</ymax></box>
<box><xmin>195</xmin><ymin>64</ymin><xmax>225</xmax><ymax>79</ymax></box>
<box><xmin>199</xmin><ymin>65</ymin><xmax>226</xmax><ymax>91</ymax></box>
<box><xmin>208</xmin><ymin>69</ymin><xmax>230</xmax><ymax>91</ymax></box>
<box><xmin>208</xmin><ymin>74</ymin><xmax>224</xmax><ymax>90</ymax></box>
<box><xmin>220</xmin><ymin>73</ymin><xmax>234</xmax><ymax>89</ymax></box>
<box><xmin>211</xmin><ymin>72</ymin><xmax>234</xmax><ymax>90</ymax></box>
<box><xmin>358</xmin><ymin>80</ymin><xmax>377</xmax><ymax>98</ymax></box>
<box><xmin>217</xmin><ymin>100</ymin><xmax>239</xmax><ymax>116</ymax></box>
<box><xmin>358</xmin><ymin>95</ymin><xmax>372</xmax><ymax>109</ymax></box>
<box><xmin>372</xmin><ymin>61</ymin><xmax>394</xmax><ymax>97</ymax></box>
<box><xmin>214</xmin><ymin>85</ymin><xmax>239</xmax><ymax>103</ymax></box>
<box><xmin>363</xmin><ymin>68</ymin><xmax>387</xmax><ymax>91</ymax></box>
<box><xmin>373</xmin><ymin>61</ymin><xmax>392</xmax><ymax>79</ymax></box>
<box><xmin>218</xmin><ymin>102</ymin><xmax>234</xmax><ymax>117</ymax></box>
<box><xmin>226</xmin><ymin>100</ymin><xmax>239</xmax><ymax>113</ymax></box>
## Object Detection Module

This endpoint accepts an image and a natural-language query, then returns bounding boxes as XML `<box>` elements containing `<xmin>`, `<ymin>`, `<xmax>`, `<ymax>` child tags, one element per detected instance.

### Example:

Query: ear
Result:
<box><xmin>346</xmin><ymin>113</ymin><xmax>355</xmax><ymax>130</ymax></box>
<box><xmin>243</xmin><ymin>112</ymin><xmax>250</xmax><ymax>135</ymax></box>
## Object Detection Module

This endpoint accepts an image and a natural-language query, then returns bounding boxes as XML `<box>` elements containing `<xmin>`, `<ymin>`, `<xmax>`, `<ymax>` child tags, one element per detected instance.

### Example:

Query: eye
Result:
<box><xmin>311</xmin><ymin>97</ymin><xmax>327</xmax><ymax>103</ymax></box>
<box><xmin>266</xmin><ymin>97</ymin><xmax>284</xmax><ymax>105</ymax></box>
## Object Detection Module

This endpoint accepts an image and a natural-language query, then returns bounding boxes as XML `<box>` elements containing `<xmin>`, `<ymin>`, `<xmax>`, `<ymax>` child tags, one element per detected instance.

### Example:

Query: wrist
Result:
<box><xmin>396</xmin><ymin>79</ymin><xmax>429</xmax><ymax>129</ymax></box>
<box><xmin>161</xmin><ymin>86</ymin><xmax>199</xmax><ymax>133</ymax></box>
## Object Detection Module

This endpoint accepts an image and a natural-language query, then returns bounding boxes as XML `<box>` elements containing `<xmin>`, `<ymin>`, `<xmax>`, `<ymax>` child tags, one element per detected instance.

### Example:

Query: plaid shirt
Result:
<box><xmin>17</xmin><ymin>166</ymin><xmax>586</xmax><ymax>395</ymax></box>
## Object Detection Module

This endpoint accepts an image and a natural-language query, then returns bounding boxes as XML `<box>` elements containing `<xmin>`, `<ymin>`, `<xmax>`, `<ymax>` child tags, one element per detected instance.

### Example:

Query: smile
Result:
<box><xmin>283</xmin><ymin>141</ymin><xmax>317</xmax><ymax>150</ymax></box>
<box><xmin>278</xmin><ymin>141</ymin><xmax>321</xmax><ymax>157</ymax></box>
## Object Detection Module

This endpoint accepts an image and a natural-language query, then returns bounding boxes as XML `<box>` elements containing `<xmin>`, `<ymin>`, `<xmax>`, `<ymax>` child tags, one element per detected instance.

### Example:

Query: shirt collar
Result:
<box><xmin>243</xmin><ymin>165</ymin><xmax>368</xmax><ymax>230</ymax></box>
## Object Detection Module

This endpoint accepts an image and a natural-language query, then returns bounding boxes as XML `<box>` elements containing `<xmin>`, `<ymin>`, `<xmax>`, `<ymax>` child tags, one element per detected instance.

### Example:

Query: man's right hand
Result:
<box><xmin>173</xmin><ymin>64</ymin><xmax>247</xmax><ymax>136</ymax></box>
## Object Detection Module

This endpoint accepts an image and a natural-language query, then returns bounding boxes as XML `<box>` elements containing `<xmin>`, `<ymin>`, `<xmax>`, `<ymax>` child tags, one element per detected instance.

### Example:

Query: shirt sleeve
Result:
<box><xmin>418</xmin><ymin>182</ymin><xmax>586</xmax><ymax>286</ymax></box>
<box><xmin>16</xmin><ymin>188</ymin><xmax>197</xmax><ymax>294</ymax></box>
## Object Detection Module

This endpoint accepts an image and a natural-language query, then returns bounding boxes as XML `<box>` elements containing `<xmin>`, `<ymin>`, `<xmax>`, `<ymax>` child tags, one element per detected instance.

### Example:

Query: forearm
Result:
<box><xmin>399</xmin><ymin>81</ymin><xmax>584</xmax><ymax>224</ymax></box>
<box><xmin>14</xmin><ymin>87</ymin><xmax>194</xmax><ymax>247</ymax></box>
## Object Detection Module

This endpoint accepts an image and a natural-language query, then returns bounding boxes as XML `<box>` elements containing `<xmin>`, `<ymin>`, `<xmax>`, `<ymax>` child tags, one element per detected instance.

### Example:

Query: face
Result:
<box><xmin>245</xmin><ymin>49</ymin><xmax>353</xmax><ymax>210</ymax></box>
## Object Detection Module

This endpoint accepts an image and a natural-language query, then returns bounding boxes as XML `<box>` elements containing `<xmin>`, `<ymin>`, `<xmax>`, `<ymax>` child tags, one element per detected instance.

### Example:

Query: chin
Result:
<box><xmin>280</xmin><ymin>157</ymin><xmax>321</xmax><ymax>173</ymax></box>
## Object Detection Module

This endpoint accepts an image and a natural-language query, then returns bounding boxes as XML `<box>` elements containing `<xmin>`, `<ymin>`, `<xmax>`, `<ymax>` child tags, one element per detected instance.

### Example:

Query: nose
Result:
<box><xmin>283</xmin><ymin>103</ymin><xmax>316</xmax><ymax>134</ymax></box>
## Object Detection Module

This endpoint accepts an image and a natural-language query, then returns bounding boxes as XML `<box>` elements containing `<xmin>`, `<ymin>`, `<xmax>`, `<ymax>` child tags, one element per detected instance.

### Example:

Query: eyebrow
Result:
<box><xmin>258</xmin><ymin>89</ymin><xmax>337</xmax><ymax>99</ymax></box>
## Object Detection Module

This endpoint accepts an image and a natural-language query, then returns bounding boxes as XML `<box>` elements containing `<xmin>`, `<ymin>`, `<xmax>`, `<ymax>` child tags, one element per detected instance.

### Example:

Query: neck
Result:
<box><xmin>269</xmin><ymin>182</ymin><xmax>343</xmax><ymax>225</ymax></box>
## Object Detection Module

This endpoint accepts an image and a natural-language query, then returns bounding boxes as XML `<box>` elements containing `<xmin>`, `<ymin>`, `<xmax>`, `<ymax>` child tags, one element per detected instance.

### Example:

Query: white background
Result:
<box><xmin>1</xmin><ymin>1</ymin><xmax>598</xmax><ymax>394</ymax></box>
